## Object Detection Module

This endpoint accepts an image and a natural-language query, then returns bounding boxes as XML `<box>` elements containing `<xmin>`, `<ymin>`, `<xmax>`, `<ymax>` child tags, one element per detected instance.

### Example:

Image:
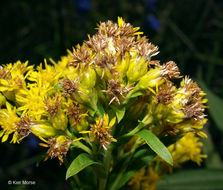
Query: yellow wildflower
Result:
<box><xmin>128</xmin><ymin>167</ymin><xmax>161</xmax><ymax>190</ymax></box>
<box><xmin>82</xmin><ymin>114</ymin><xmax>116</xmax><ymax>150</ymax></box>
<box><xmin>0</xmin><ymin>61</ymin><xmax>33</xmax><ymax>101</ymax></box>
<box><xmin>28</xmin><ymin>59</ymin><xmax>61</xmax><ymax>89</ymax></box>
<box><xmin>169</xmin><ymin>132</ymin><xmax>207</xmax><ymax>166</ymax></box>
<box><xmin>0</xmin><ymin>102</ymin><xmax>21</xmax><ymax>143</ymax></box>
<box><xmin>16</xmin><ymin>85</ymin><xmax>48</xmax><ymax>120</ymax></box>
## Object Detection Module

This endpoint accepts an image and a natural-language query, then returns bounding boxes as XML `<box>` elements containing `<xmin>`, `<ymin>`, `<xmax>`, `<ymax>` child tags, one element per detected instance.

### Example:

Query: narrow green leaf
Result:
<box><xmin>128</xmin><ymin>90</ymin><xmax>144</xmax><ymax>99</ymax></box>
<box><xmin>198</xmin><ymin>80</ymin><xmax>223</xmax><ymax>133</ymax></box>
<box><xmin>136</xmin><ymin>129</ymin><xmax>173</xmax><ymax>165</ymax></box>
<box><xmin>66</xmin><ymin>153</ymin><xmax>100</xmax><ymax>180</ymax></box>
<box><xmin>157</xmin><ymin>169</ymin><xmax>223</xmax><ymax>190</ymax></box>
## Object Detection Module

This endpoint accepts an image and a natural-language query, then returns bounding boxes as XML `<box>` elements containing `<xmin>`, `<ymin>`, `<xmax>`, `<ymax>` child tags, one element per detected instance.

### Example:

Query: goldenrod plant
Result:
<box><xmin>0</xmin><ymin>18</ymin><xmax>207</xmax><ymax>190</ymax></box>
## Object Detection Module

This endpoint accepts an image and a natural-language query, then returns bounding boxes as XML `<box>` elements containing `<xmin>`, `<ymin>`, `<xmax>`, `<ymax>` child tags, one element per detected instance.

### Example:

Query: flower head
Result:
<box><xmin>39</xmin><ymin>136</ymin><xmax>71</xmax><ymax>164</ymax></box>
<box><xmin>90</xmin><ymin>114</ymin><xmax>116</xmax><ymax>150</ymax></box>
<box><xmin>169</xmin><ymin>132</ymin><xmax>207</xmax><ymax>166</ymax></box>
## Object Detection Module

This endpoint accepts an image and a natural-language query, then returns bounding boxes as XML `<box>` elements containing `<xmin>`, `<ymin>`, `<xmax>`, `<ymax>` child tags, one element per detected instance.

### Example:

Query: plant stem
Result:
<box><xmin>123</xmin><ymin>115</ymin><xmax>153</xmax><ymax>137</ymax></box>
<box><xmin>109</xmin><ymin>139</ymin><xmax>141</xmax><ymax>190</ymax></box>
<box><xmin>99</xmin><ymin>145</ymin><xmax>112</xmax><ymax>190</ymax></box>
<box><xmin>72</xmin><ymin>141</ymin><xmax>92</xmax><ymax>155</ymax></box>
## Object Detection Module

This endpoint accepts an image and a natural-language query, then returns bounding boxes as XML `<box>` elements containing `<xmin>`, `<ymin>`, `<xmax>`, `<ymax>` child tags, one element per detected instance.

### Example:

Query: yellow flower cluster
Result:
<box><xmin>0</xmin><ymin>17</ymin><xmax>207</xmax><ymax>165</ymax></box>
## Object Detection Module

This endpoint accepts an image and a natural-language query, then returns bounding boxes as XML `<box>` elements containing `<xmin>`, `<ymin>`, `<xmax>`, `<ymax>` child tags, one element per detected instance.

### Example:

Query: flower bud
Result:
<box><xmin>126</xmin><ymin>56</ymin><xmax>148</xmax><ymax>83</ymax></box>
<box><xmin>31</xmin><ymin>121</ymin><xmax>57</xmax><ymax>138</ymax></box>
<box><xmin>76</xmin><ymin>118</ymin><xmax>89</xmax><ymax>132</ymax></box>
<box><xmin>80</xmin><ymin>67</ymin><xmax>96</xmax><ymax>89</ymax></box>
<box><xmin>137</xmin><ymin>68</ymin><xmax>163</xmax><ymax>89</ymax></box>
<box><xmin>51</xmin><ymin>109</ymin><xmax>68</xmax><ymax>131</ymax></box>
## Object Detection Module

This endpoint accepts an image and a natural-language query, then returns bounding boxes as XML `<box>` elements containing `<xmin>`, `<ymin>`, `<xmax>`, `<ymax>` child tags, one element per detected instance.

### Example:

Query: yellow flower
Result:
<box><xmin>128</xmin><ymin>168</ymin><xmax>145</xmax><ymax>190</ymax></box>
<box><xmin>45</xmin><ymin>96</ymin><xmax>68</xmax><ymax>131</ymax></box>
<box><xmin>128</xmin><ymin>167</ymin><xmax>160</xmax><ymax>190</ymax></box>
<box><xmin>0</xmin><ymin>61</ymin><xmax>33</xmax><ymax>101</ymax></box>
<box><xmin>117</xmin><ymin>17</ymin><xmax>143</xmax><ymax>36</ymax></box>
<box><xmin>82</xmin><ymin>114</ymin><xmax>116</xmax><ymax>150</ymax></box>
<box><xmin>169</xmin><ymin>132</ymin><xmax>207</xmax><ymax>166</ymax></box>
<box><xmin>28</xmin><ymin>59</ymin><xmax>61</xmax><ymax>89</ymax></box>
<box><xmin>16</xmin><ymin>85</ymin><xmax>48</xmax><ymax>120</ymax></box>
<box><xmin>50</xmin><ymin>53</ymin><xmax>77</xmax><ymax>79</ymax></box>
<box><xmin>167</xmin><ymin>77</ymin><xmax>206</xmax><ymax>122</ymax></box>
<box><xmin>0</xmin><ymin>102</ymin><xmax>20</xmax><ymax>143</ymax></box>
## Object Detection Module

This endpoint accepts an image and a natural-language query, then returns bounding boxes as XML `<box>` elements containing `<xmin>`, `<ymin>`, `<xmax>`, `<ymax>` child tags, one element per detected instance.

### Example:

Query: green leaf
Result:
<box><xmin>111</xmin><ymin>105</ymin><xmax>126</xmax><ymax>123</ymax></box>
<box><xmin>66</xmin><ymin>153</ymin><xmax>100</xmax><ymax>180</ymax></box>
<box><xmin>198</xmin><ymin>80</ymin><xmax>223</xmax><ymax>133</ymax></box>
<box><xmin>96</xmin><ymin>101</ymin><xmax>105</xmax><ymax>116</ymax></box>
<box><xmin>157</xmin><ymin>169</ymin><xmax>223</xmax><ymax>190</ymax></box>
<box><xmin>136</xmin><ymin>129</ymin><xmax>173</xmax><ymax>165</ymax></box>
<box><xmin>128</xmin><ymin>90</ymin><xmax>144</xmax><ymax>99</ymax></box>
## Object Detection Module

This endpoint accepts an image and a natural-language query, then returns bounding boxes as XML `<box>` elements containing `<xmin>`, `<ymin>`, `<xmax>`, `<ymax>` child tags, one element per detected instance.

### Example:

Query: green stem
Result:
<box><xmin>99</xmin><ymin>145</ymin><xmax>112</xmax><ymax>190</ymax></box>
<box><xmin>124</xmin><ymin>114</ymin><xmax>153</xmax><ymax>137</ymax></box>
<box><xmin>109</xmin><ymin>139</ymin><xmax>141</xmax><ymax>190</ymax></box>
<box><xmin>72</xmin><ymin>141</ymin><xmax>92</xmax><ymax>155</ymax></box>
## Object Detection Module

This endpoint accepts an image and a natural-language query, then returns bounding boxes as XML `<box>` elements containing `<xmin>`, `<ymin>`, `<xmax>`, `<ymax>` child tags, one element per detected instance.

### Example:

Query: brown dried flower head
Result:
<box><xmin>15</xmin><ymin>117</ymin><xmax>31</xmax><ymax>141</ymax></box>
<box><xmin>161</xmin><ymin>61</ymin><xmax>181</xmax><ymax>79</ymax></box>
<box><xmin>62</xmin><ymin>77</ymin><xmax>79</xmax><ymax>96</ymax></box>
<box><xmin>45</xmin><ymin>137</ymin><xmax>71</xmax><ymax>165</ymax></box>
<box><xmin>84</xmin><ymin>34</ymin><xmax>108</xmax><ymax>53</ymax></box>
<box><xmin>156</xmin><ymin>82</ymin><xmax>175</xmax><ymax>105</ymax></box>
<box><xmin>104</xmin><ymin>79</ymin><xmax>130</xmax><ymax>105</ymax></box>
<box><xmin>97</xmin><ymin>20</ymin><xmax>120</xmax><ymax>37</ymax></box>
<box><xmin>67</xmin><ymin>102</ymin><xmax>81</xmax><ymax>126</ymax></box>
<box><xmin>70</xmin><ymin>44</ymin><xmax>91</xmax><ymax>67</ymax></box>
<box><xmin>45</xmin><ymin>96</ymin><xmax>61</xmax><ymax>117</ymax></box>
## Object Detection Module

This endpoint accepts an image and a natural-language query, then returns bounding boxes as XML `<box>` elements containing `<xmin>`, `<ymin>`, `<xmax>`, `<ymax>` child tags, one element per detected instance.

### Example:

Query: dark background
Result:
<box><xmin>0</xmin><ymin>0</ymin><xmax>223</xmax><ymax>189</ymax></box>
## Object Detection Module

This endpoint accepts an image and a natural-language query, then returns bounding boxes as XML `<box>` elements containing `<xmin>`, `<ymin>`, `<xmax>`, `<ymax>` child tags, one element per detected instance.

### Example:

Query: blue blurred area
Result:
<box><xmin>27</xmin><ymin>134</ymin><xmax>39</xmax><ymax>150</ymax></box>
<box><xmin>146</xmin><ymin>14</ymin><xmax>160</xmax><ymax>31</ymax></box>
<box><xmin>144</xmin><ymin>0</ymin><xmax>157</xmax><ymax>11</ymax></box>
<box><xmin>73</xmin><ymin>0</ymin><xmax>91</xmax><ymax>12</ymax></box>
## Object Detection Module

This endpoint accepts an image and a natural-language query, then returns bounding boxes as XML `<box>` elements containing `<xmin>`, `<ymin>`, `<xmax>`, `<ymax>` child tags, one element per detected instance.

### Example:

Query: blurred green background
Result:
<box><xmin>0</xmin><ymin>0</ymin><xmax>223</xmax><ymax>189</ymax></box>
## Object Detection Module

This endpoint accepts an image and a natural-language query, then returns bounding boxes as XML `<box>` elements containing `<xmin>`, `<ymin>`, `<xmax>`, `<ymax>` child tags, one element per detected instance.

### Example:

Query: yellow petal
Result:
<box><xmin>2</xmin><ymin>134</ymin><xmax>9</xmax><ymax>142</ymax></box>
<box><xmin>109</xmin><ymin>117</ymin><xmax>116</xmax><ymax>127</ymax></box>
